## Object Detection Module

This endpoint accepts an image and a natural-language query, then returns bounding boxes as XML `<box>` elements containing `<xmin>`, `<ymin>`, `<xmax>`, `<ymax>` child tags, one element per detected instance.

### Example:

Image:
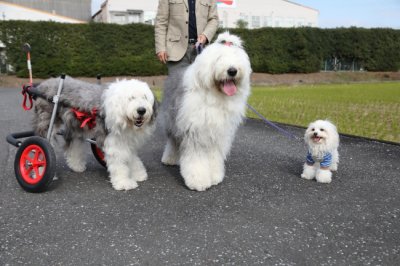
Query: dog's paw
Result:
<box><xmin>181</xmin><ymin>167</ymin><xmax>212</xmax><ymax>191</ymax></box>
<box><xmin>161</xmin><ymin>141</ymin><xmax>179</xmax><ymax>166</ymax></box>
<box><xmin>210</xmin><ymin>164</ymin><xmax>225</xmax><ymax>186</ymax></box>
<box><xmin>330</xmin><ymin>163</ymin><xmax>338</xmax><ymax>172</ymax></box>
<box><xmin>211</xmin><ymin>174</ymin><xmax>224</xmax><ymax>186</ymax></box>
<box><xmin>133</xmin><ymin>171</ymin><xmax>148</xmax><ymax>182</ymax></box>
<box><xmin>182</xmin><ymin>170</ymin><xmax>212</xmax><ymax>191</ymax></box>
<box><xmin>180</xmin><ymin>154</ymin><xmax>212</xmax><ymax>191</ymax></box>
<box><xmin>210</xmin><ymin>157</ymin><xmax>225</xmax><ymax>186</ymax></box>
<box><xmin>301</xmin><ymin>163</ymin><xmax>316</xmax><ymax>180</ymax></box>
<box><xmin>111</xmin><ymin>178</ymin><xmax>138</xmax><ymax>191</ymax></box>
<box><xmin>161</xmin><ymin>154</ymin><xmax>179</xmax><ymax>166</ymax></box>
<box><xmin>316</xmin><ymin>170</ymin><xmax>332</xmax><ymax>183</ymax></box>
<box><xmin>316</xmin><ymin>176</ymin><xmax>332</xmax><ymax>183</ymax></box>
<box><xmin>67</xmin><ymin>160</ymin><xmax>86</xmax><ymax>173</ymax></box>
<box><xmin>300</xmin><ymin>173</ymin><xmax>314</xmax><ymax>180</ymax></box>
<box><xmin>184</xmin><ymin>176</ymin><xmax>212</xmax><ymax>191</ymax></box>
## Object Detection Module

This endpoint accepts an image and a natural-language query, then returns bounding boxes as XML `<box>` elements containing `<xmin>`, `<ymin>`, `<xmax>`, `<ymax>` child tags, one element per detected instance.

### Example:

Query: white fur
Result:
<box><xmin>65</xmin><ymin>138</ymin><xmax>87</xmax><ymax>172</ymax></box>
<box><xmin>33</xmin><ymin>77</ymin><xmax>157</xmax><ymax>191</ymax></box>
<box><xmin>301</xmin><ymin>120</ymin><xmax>339</xmax><ymax>183</ymax></box>
<box><xmin>161</xmin><ymin>32</ymin><xmax>252</xmax><ymax>191</ymax></box>
<box><xmin>102</xmin><ymin>79</ymin><xmax>156</xmax><ymax>190</ymax></box>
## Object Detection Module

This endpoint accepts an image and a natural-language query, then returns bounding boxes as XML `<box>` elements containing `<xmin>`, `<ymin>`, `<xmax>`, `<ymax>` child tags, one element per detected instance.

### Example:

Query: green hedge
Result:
<box><xmin>230</xmin><ymin>27</ymin><xmax>400</xmax><ymax>73</ymax></box>
<box><xmin>0</xmin><ymin>21</ymin><xmax>166</xmax><ymax>78</ymax></box>
<box><xmin>1</xmin><ymin>21</ymin><xmax>399</xmax><ymax>78</ymax></box>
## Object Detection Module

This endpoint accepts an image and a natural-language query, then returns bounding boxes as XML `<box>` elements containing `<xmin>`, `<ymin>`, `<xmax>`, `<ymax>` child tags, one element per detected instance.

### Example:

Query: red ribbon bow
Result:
<box><xmin>72</xmin><ymin>108</ymin><xmax>97</xmax><ymax>129</ymax></box>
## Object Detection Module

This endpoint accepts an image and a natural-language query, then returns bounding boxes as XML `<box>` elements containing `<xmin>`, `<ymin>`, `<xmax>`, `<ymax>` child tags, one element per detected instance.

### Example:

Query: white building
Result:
<box><xmin>0</xmin><ymin>1</ymin><xmax>87</xmax><ymax>23</ymax></box>
<box><xmin>218</xmin><ymin>0</ymin><xmax>318</xmax><ymax>29</ymax></box>
<box><xmin>92</xmin><ymin>0</ymin><xmax>318</xmax><ymax>28</ymax></box>
<box><xmin>92</xmin><ymin>0</ymin><xmax>158</xmax><ymax>25</ymax></box>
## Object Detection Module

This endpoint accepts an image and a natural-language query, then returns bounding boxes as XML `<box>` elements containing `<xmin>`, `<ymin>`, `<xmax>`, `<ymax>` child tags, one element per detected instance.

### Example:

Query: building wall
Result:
<box><xmin>0</xmin><ymin>2</ymin><xmax>86</xmax><ymax>23</ymax></box>
<box><xmin>92</xmin><ymin>0</ymin><xmax>318</xmax><ymax>28</ymax></box>
<box><xmin>1</xmin><ymin>0</ymin><xmax>91</xmax><ymax>21</ymax></box>
<box><xmin>93</xmin><ymin>0</ymin><xmax>158</xmax><ymax>25</ymax></box>
<box><xmin>218</xmin><ymin>0</ymin><xmax>318</xmax><ymax>28</ymax></box>
<box><xmin>106</xmin><ymin>0</ymin><xmax>157</xmax><ymax>12</ymax></box>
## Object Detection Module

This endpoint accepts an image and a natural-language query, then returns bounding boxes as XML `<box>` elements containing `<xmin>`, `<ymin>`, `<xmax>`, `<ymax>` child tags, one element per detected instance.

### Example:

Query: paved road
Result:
<box><xmin>1</xmin><ymin>87</ymin><xmax>399</xmax><ymax>265</ymax></box>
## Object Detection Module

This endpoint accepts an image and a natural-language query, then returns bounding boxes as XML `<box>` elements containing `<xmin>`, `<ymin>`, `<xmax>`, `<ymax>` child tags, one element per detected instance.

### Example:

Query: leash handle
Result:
<box><xmin>21</xmin><ymin>84</ymin><xmax>33</xmax><ymax>111</ymax></box>
<box><xmin>195</xmin><ymin>42</ymin><xmax>204</xmax><ymax>55</ymax></box>
<box><xmin>21</xmin><ymin>44</ymin><xmax>34</xmax><ymax>110</ymax></box>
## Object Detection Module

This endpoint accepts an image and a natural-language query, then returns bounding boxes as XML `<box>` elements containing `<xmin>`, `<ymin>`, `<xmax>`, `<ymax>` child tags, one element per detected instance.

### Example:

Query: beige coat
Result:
<box><xmin>155</xmin><ymin>0</ymin><xmax>219</xmax><ymax>62</ymax></box>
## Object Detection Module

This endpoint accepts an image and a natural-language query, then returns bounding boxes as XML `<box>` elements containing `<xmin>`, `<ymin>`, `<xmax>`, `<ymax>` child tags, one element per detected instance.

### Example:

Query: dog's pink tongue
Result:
<box><xmin>223</xmin><ymin>80</ymin><xmax>237</xmax><ymax>96</ymax></box>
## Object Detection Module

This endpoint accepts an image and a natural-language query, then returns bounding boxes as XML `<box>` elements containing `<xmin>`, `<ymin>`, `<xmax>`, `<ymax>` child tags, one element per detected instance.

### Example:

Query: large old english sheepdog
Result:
<box><xmin>33</xmin><ymin>76</ymin><xmax>157</xmax><ymax>190</ymax></box>
<box><xmin>160</xmin><ymin>32</ymin><xmax>252</xmax><ymax>191</ymax></box>
<box><xmin>301</xmin><ymin>120</ymin><xmax>340</xmax><ymax>183</ymax></box>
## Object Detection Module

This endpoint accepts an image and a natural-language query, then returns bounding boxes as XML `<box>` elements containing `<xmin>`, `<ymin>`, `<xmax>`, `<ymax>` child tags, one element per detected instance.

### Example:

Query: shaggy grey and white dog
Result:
<box><xmin>160</xmin><ymin>32</ymin><xmax>252</xmax><ymax>191</ymax></box>
<box><xmin>33</xmin><ymin>76</ymin><xmax>157</xmax><ymax>190</ymax></box>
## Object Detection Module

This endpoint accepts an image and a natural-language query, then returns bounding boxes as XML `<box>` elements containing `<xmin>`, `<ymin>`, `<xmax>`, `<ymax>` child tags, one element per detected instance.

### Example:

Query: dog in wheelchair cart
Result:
<box><xmin>33</xmin><ymin>75</ymin><xmax>158</xmax><ymax>190</ymax></box>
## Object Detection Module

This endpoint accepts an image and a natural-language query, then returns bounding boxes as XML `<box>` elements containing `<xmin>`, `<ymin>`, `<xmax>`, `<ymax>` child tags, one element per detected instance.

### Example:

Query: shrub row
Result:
<box><xmin>231</xmin><ymin>27</ymin><xmax>400</xmax><ymax>73</ymax></box>
<box><xmin>1</xmin><ymin>21</ymin><xmax>399</xmax><ymax>78</ymax></box>
<box><xmin>0</xmin><ymin>21</ymin><xmax>166</xmax><ymax>78</ymax></box>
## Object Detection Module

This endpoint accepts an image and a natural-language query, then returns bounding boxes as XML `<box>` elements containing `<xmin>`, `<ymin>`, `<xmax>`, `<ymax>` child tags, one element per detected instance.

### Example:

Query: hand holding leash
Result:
<box><xmin>195</xmin><ymin>42</ymin><xmax>204</xmax><ymax>55</ymax></box>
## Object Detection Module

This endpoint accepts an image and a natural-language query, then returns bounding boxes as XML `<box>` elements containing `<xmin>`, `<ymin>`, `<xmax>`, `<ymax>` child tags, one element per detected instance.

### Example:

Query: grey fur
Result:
<box><xmin>33</xmin><ymin>76</ymin><xmax>159</xmax><ymax>151</ymax></box>
<box><xmin>159</xmin><ymin>68</ymin><xmax>185</xmax><ymax>142</ymax></box>
<box><xmin>32</xmin><ymin>76</ymin><xmax>158</xmax><ymax>190</ymax></box>
<box><xmin>32</xmin><ymin>76</ymin><xmax>108</xmax><ymax>148</ymax></box>
<box><xmin>159</xmin><ymin>32</ymin><xmax>252</xmax><ymax>191</ymax></box>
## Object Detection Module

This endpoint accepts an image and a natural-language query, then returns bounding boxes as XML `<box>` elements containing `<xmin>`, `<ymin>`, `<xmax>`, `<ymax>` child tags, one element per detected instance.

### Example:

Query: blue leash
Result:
<box><xmin>246</xmin><ymin>103</ymin><xmax>301</xmax><ymax>141</ymax></box>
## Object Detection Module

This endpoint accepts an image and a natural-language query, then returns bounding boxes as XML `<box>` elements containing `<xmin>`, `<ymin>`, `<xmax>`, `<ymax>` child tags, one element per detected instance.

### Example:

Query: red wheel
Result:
<box><xmin>14</xmin><ymin>137</ymin><xmax>56</xmax><ymax>192</ymax></box>
<box><xmin>91</xmin><ymin>143</ymin><xmax>107</xmax><ymax>168</ymax></box>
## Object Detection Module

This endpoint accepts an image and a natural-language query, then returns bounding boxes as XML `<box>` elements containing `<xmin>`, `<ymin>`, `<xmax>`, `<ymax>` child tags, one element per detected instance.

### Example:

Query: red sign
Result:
<box><xmin>217</xmin><ymin>0</ymin><xmax>234</xmax><ymax>6</ymax></box>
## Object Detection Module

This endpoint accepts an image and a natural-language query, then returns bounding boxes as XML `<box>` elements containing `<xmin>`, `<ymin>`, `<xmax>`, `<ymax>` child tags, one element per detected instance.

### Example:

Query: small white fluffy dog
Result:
<box><xmin>160</xmin><ymin>32</ymin><xmax>252</xmax><ymax>191</ymax></box>
<box><xmin>301</xmin><ymin>120</ymin><xmax>339</xmax><ymax>183</ymax></box>
<box><xmin>33</xmin><ymin>77</ymin><xmax>157</xmax><ymax>190</ymax></box>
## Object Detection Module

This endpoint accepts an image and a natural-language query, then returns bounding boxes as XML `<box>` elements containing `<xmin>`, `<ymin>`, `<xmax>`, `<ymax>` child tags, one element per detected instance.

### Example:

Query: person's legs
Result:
<box><xmin>166</xmin><ymin>45</ymin><xmax>197</xmax><ymax>75</ymax></box>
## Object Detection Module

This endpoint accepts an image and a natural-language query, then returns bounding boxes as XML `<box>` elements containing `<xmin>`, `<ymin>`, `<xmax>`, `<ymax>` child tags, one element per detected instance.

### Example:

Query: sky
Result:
<box><xmin>295</xmin><ymin>0</ymin><xmax>400</xmax><ymax>29</ymax></box>
<box><xmin>91</xmin><ymin>0</ymin><xmax>400</xmax><ymax>29</ymax></box>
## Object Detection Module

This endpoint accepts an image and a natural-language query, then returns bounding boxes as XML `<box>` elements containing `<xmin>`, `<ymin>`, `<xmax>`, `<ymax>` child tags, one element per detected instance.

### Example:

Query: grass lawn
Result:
<box><xmin>247</xmin><ymin>82</ymin><xmax>400</xmax><ymax>143</ymax></box>
<box><xmin>153</xmin><ymin>81</ymin><xmax>400</xmax><ymax>143</ymax></box>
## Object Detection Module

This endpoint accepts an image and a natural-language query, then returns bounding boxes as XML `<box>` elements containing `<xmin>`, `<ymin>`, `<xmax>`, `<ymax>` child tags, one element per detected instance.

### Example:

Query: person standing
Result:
<box><xmin>155</xmin><ymin>0</ymin><xmax>219</xmax><ymax>72</ymax></box>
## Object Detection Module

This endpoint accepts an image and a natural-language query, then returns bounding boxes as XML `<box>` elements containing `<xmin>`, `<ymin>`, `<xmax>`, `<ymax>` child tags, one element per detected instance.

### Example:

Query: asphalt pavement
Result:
<box><xmin>1</xmin><ymin>87</ymin><xmax>399</xmax><ymax>265</ymax></box>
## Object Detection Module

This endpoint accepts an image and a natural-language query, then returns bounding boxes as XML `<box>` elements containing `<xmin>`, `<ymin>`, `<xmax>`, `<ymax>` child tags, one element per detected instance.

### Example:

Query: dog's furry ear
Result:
<box><xmin>102</xmin><ymin>87</ymin><xmax>128</xmax><ymax>131</ymax></box>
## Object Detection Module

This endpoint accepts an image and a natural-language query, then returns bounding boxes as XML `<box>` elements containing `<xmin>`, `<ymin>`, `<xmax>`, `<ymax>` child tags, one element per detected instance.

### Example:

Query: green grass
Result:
<box><xmin>152</xmin><ymin>82</ymin><xmax>400</xmax><ymax>143</ymax></box>
<box><xmin>247</xmin><ymin>82</ymin><xmax>400</xmax><ymax>143</ymax></box>
<box><xmin>153</xmin><ymin>89</ymin><xmax>162</xmax><ymax>101</ymax></box>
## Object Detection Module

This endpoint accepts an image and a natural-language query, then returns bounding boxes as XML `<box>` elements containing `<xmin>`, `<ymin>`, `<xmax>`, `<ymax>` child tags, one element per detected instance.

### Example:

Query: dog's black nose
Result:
<box><xmin>313</xmin><ymin>132</ymin><xmax>318</xmax><ymax>136</ymax></box>
<box><xmin>137</xmin><ymin>107</ymin><xmax>146</xmax><ymax>116</ymax></box>
<box><xmin>227</xmin><ymin>67</ymin><xmax>237</xmax><ymax>77</ymax></box>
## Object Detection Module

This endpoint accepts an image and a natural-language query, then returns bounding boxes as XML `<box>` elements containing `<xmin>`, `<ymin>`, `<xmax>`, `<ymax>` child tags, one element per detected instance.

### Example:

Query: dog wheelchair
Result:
<box><xmin>6</xmin><ymin>44</ymin><xmax>106</xmax><ymax>193</ymax></box>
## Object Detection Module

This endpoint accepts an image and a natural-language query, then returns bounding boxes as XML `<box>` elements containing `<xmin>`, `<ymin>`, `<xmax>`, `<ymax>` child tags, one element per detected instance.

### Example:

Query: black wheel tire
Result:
<box><xmin>14</xmin><ymin>136</ymin><xmax>56</xmax><ymax>193</ymax></box>
<box><xmin>91</xmin><ymin>143</ymin><xmax>107</xmax><ymax>168</ymax></box>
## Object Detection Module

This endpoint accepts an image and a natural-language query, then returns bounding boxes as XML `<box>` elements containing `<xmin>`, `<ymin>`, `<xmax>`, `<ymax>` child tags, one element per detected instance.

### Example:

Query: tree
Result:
<box><xmin>235</xmin><ymin>19</ymin><xmax>248</xmax><ymax>29</ymax></box>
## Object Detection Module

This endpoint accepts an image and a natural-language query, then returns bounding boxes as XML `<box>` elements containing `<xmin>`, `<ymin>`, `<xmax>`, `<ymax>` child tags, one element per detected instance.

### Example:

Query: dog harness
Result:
<box><xmin>72</xmin><ymin>108</ymin><xmax>98</xmax><ymax>129</ymax></box>
<box><xmin>306</xmin><ymin>151</ymin><xmax>332</xmax><ymax>168</ymax></box>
